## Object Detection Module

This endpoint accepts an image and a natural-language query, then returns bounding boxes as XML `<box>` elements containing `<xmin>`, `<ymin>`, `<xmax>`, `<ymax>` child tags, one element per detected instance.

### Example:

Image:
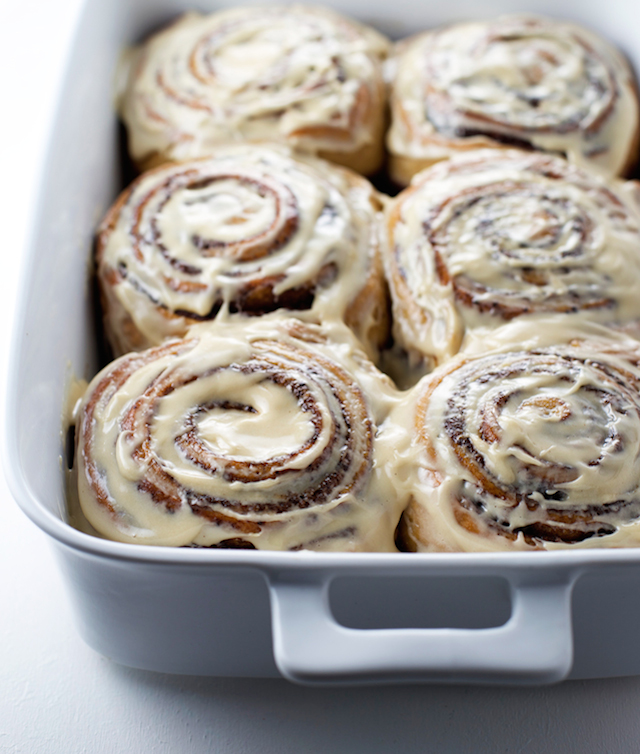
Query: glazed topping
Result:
<box><xmin>387</xmin><ymin>15</ymin><xmax>639</xmax><ymax>176</ymax></box>
<box><xmin>432</xmin><ymin>352</ymin><xmax>640</xmax><ymax>514</ymax></box>
<box><xmin>117</xmin><ymin>5</ymin><xmax>389</xmax><ymax>165</ymax></box>
<box><xmin>97</xmin><ymin>144</ymin><xmax>384</xmax><ymax>355</ymax></box>
<box><xmin>384</xmin><ymin>149</ymin><xmax>640</xmax><ymax>364</ymax></box>
<box><xmin>182</xmin><ymin>374</ymin><xmax>314</xmax><ymax>462</ymax></box>
<box><xmin>380</xmin><ymin>323</ymin><xmax>640</xmax><ymax>551</ymax></box>
<box><xmin>76</xmin><ymin>317</ymin><xmax>402</xmax><ymax>551</ymax></box>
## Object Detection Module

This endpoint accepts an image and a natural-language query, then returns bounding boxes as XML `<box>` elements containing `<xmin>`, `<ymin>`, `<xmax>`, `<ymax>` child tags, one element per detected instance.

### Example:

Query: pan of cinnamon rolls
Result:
<box><xmin>13</xmin><ymin>0</ymin><xmax>640</xmax><ymax>688</ymax></box>
<box><xmin>67</xmin><ymin>4</ymin><xmax>640</xmax><ymax>558</ymax></box>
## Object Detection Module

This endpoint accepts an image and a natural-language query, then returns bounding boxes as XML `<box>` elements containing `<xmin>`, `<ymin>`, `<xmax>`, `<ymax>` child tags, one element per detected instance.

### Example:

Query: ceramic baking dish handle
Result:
<box><xmin>268</xmin><ymin>571</ymin><xmax>576</xmax><ymax>685</ymax></box>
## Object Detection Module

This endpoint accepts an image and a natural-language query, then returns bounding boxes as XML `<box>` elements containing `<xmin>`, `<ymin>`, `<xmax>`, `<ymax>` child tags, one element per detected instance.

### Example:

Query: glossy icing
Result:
<box><xmin>387</xmin><ymin>15</ymin><xmax>639</xmax><ymax>180</ymax></box>
<box><xmin>97</xmin><ymin>144</ymin><xmax>388</xmax><ymax>359</ymax></box>
<box><xmin>380</xmin><ymin>319</ymin><xmax>640</xmax><ymax>551</ymax></box>
<box><xmin>118</xmin><ymin>5</ymin><xmax>389</xmax><ymax>170</ymax></box>
<box><xmin>383</xmin><ymin>149</ymin><xmax>640</xmax><ymax>368</ymax></box>
<box><xmin>76</xmin><ymin>316</ymin><xmax>404</xmax><ymax>551</ymax></box>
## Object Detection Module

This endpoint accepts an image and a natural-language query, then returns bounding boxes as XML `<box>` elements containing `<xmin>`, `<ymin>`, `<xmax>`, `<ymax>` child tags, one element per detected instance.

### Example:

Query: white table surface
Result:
<box><xmin>4</xmin><ymin>2</ymin><xmax>640</xmax><ymax>752</ymax></box>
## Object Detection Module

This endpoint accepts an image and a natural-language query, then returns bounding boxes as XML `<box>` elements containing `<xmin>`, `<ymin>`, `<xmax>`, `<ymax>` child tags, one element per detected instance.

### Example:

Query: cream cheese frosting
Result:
<box><xmin>75</xmin><ymin>316</ymin><xmax>404</xmax><ymax>551</ymax></box>
<box><xmin>117</xmin><ymin>5</ymin><xmax>389</xmax><ymax>173</ymax></box>
<box><xmin>383</xmin><ymin>149</ymin><xmax>640</xmax><ymax>369</ymax></box>
<box><xmin>96</xmin><ymin>143</ymin><xmax>388</xmax><ymax>360</ymax></box>
<box><xmin>379</xmin><ymin>319</ymin><xmax>640</xmax><ymax>552</ymax></box>
<box><xmin>77</xmin><ymin>9</ymin><xmax>640</xmax><ymax>555</ymax></box>
<box><xmin>386</xmin><ymin>15</ymin><xmax>639</xmax><ymax>183</ymax></box>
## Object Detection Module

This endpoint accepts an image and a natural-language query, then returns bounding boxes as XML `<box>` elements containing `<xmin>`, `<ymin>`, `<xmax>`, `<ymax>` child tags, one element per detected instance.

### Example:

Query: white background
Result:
<box><xmin>3</xmin><ymin>1</ymin><xmax>640</xmax><ymax>752</ymax></box>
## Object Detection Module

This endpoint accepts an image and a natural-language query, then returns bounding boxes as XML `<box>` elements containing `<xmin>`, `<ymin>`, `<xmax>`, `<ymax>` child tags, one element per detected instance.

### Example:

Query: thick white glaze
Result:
<box><xmin>387</xmin><ymin>15</ymin><xmax>639</xmax><ymax>181</ymax></box>
<box><xmin>117</xmin><ymin>5</ymin><xmax>389</xmax><ymax>171</ymax></box>
<box><xmin>383</xmin><ymin>149</ymin><xmax>640</xmax><ymax>369</ymax></box>
<box><xmin>380</xmin><ymin>319</ymin><xmax>640</xmax><ymax>552</ymax></box>
<box><xmin>97</xmin><ymin>144</ymin><xmax>388</xmax><ymax>359</ymax></box>
<box><xmin>76</xmin><ymin>316</ymin><xmax>404</xmax><ymax>551</ymax></box>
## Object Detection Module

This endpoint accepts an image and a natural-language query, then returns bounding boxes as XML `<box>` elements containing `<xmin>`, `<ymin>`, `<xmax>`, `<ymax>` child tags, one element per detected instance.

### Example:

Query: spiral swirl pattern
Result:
<box><xmin>75</xmin><ymin>318</ymin><xmax>401</xmax><ymax>551</ymax></box>
<box><xmin>387</xmin><ymin>334</ymin><xmax>640</xmax><ymax>551</ymax></box>
<box><xmin>386</xmin><ymin>15</ymin><xmax>639</xmax><ymax>184</ymax></box>
<box><xmin>383</xmin><ymin>149</ymin><xmax>640</xmax><ymax>367</ymax></box>
<box><xmin>97</xmin><ymin>145</ymin><xmax>388</xmax><ymax>357</ymax></box>
<box><xmin>117</xmin><ymin>5</ymin><xmax>389</xmax><ymax>174</ymax></box>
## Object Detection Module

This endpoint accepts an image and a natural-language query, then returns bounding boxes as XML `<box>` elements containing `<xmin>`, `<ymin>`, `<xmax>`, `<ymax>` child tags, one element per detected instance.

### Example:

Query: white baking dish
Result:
<box><xmin>7</xmin><ymin>0</ymin><xmax>640</xmax><ymax>685</ymax></box>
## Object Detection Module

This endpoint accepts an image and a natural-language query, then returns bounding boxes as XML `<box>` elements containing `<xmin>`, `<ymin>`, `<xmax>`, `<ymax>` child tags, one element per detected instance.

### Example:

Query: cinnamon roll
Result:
<box><xmin>117</xmin><ymin>5</ymin><xmax>389</xmax><ymax>175</ymax></box>
<box><xmin>75</xmin><ymin>317</ymin><xmax>402</xmax><ymax>551</ymax></box>
<box><xmin>383</xmin><ymin>149</ymin><xmax>640</xmax><ymax>370</ymax></box>
<box><xmin>386</xmin><ymin>15</ymin><xmax>640</xmax><ymax>186</ymax></box>
<box><xmin>381</xmin><ymin>324</ymin><xmax>640</xmax><ymax>552</ymax></box>
<box><xmin>96</xmin><ymin>144</ymin><xmax>389</xmax><ymax>359</ymax></box>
